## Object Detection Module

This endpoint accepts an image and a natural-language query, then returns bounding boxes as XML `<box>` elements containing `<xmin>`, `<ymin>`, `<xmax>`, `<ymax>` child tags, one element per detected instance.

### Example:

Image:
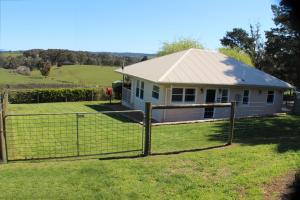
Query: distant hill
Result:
<box><xmin>102</xmin><ymin>52</ymin><xmax>156</xmax><ymax>58</ymax></box>
<box><xmin>0</xmin><ymin>51</ymin><xmax>23</xmax><ymax>57</ymax></box>
<box><xmin>0</xmin><ymin>49</ymin><xmax>156</xmax><ymax>58</ymax></box>
<box><xmin>0</xmin><ymin>65</ymin><xmax>121</xmax><ymax>87</ymax></box>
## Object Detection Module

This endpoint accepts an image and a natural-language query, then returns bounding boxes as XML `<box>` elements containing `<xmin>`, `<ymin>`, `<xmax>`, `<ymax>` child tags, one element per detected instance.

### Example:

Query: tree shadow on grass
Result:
<box><xmin>85</xmin><ymin>104</ymin><xmax>115</xmax><ymax>112</ymax></box>
<box><xmin>281</xmin><ymin>171</ymin><xmax>300</xmax><ymax>200</ymax></box>
<box><xmin>85</xmin><ymin>103</ymin><xmax>144</xmax><ymax>124</ymax></box>
<box><xmin>210</xmin><ymin>115</ymin><xmax>300</xmax><ymax>153</ymax></box>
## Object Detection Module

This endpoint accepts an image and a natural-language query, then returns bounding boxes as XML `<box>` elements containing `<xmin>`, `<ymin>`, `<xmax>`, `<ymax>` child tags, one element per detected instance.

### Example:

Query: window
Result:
<box><xmin>185</xmin><ymin>88</ymin><xmax>196</xmax><ymax>102</ymax></box>
<box><xmin>140</xmin><ymin>81</ymin><xmax>144</xmax><ymax>99</ymax></box>
<box><xmin>267</xmin><ymin>90</ymin><xmax>274</xmax><ymax>104</ymax></box>
<box><xmin>171</xmin><ymin>88</ymin><xmax>196</xmax><ymax>103</ymax></box>
<box><xmin>171</xmin><ymin>88</ymin><xmax>183</xmax><ymax>102</ymax></box>
<box><xmin>135</xmin><ymin>80</ymin><xmax>144</xmax><ymax>99</ymax></box>
<box><xmin>152</xmin><ymin>85</ymin><xmax>159</xmax><ymax>99</ymax></box>
<box><xmin>220</xmin><ymin>89</ymin><xmax>229</xmax><ymax>103</ymax></box>
<box><xmin>242</xmin><ymin>90</ymin><xmax>249</xmax><ymax>104</ymax></box>
<box><xmin>135</xmin><ymin>80</ymin><xmax>140</xmax><ymax>97</ymax></box>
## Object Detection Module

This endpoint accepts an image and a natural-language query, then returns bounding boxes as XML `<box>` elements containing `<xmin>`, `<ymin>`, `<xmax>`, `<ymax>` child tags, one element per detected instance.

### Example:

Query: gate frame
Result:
<box><xmin>3</xmin><ymin>110</ymin><xmax>145</xmax><ymax>162</ymax></box>
<box><xmin>143</xmin><ymin>101</ymin><xmax>236</xmax><ymax>156</ymax></box>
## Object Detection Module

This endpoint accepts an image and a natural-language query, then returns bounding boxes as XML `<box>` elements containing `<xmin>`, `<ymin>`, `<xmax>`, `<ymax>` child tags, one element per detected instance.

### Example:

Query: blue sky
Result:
<box><xmin>0</xmin><ymin>0</ymin><xmax>277</xmax><ymax>53</ymax></box>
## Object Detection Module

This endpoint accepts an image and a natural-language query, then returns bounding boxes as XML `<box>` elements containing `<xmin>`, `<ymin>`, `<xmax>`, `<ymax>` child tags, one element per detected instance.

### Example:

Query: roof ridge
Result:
<box><xmin>158</xmin><ymin>48</ymin><xmax>192</xmax><ymax>82</ymax></box>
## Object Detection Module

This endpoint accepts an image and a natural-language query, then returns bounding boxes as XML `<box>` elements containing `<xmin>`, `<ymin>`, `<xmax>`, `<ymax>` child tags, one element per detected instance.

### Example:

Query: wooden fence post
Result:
<box><xmin>144</xmin><ymin>102</ymin><xmax>152</xmax><ymax>156</ymax></box>
<box><xmin>3</xmin><ymin>90</ymin><xmax>8</xmax><ymax>117</ymax></box>
<box><xmin>0</xmin><ymin>96</ymin><xmax>7</xmax><ymax>163</ymax></box>
<box><xmin>228</xmin><ymin>101</ymin><xmax>236</xmax><ymax>145</ymax></box>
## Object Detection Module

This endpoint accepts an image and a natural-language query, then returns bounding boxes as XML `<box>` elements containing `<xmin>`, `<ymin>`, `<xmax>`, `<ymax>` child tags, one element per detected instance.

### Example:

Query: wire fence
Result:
<box><xmin>4</xmin><ymin>111</ymin><xmax>144</xmax><ymax>161</ymax></box>
<box><xmin>1</xmin><ymin>100</ymin><xmax>291</xmax><ymax>162</ymax></box>
<box><xmin>149</xmin><ymin>103</ymin><xmax>234</xmax><ymax>154</ymax></box>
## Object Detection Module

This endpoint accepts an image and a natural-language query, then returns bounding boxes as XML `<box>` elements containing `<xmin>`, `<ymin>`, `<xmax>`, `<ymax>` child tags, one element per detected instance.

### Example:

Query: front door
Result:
<box><xmin>204</xmin><ymin>89</ymin><xmax>216</xmax><ymax>118</ymax></box>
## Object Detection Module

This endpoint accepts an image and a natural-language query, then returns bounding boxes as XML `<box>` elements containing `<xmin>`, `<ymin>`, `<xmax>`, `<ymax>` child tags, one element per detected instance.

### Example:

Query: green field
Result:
<box><xmin>0</xmin><ymin>65</ymin><xmax>121</xmax><ymax>86</ymax></box>
<box><xmin>1</xmin><ymin>101</ymin><xmax>300</xmax><ymax>199</ymax></box>
<box><xmin>0</xmin><ymin>51</ymin><xmax>23</xmax><ymax>57</ymax></box>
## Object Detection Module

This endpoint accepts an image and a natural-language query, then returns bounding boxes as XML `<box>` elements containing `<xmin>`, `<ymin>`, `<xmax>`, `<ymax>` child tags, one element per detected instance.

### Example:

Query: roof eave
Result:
<box><xmin>157</xmin><ymin>81</ymin><xmax>294</xmax><ymax>90</ymax></box>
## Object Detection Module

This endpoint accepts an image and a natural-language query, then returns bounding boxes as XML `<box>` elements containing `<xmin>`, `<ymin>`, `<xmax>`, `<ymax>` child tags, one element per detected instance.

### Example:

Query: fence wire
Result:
<box><xmin>3</xmin><ymin>100</ymin><xmax>290</xmax><ymax>161</ymax></box>
<box><xmin>4</xmin><ymin>111</ymin><xmax>144</xmax><ymax>161</ymax></box>
<box><xmin>151</xmin><ymin>107</ymin><xmax>232</xmax><ymax>154</ymax></box>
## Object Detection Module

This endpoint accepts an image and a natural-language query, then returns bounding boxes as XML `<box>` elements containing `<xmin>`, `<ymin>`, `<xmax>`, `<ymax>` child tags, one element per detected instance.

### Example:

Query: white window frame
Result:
<box><xmin>140</xmin><ymin>81</ymin><xmax>144</xmax><ymax>100</ymax></box>
<box><xmin>135</xmin><ymin>80</ymin><xmax>140</xmax><ymax>98</ymax></box>
<box><xmin>267</xmin><ymin>90</ymin><xmax>275</xmax><ymax>104</ymax></box>
<box><xmin>242</xmin><ymin>90</ymin><xmax>250</xmax><ymax>105</ymax></box>
<box><xmin>171</xmin><ymin>87</ymin><xmax>197</xmax><ymax>104</ymax></box>
<box><xmin>217</xmin><ymin>88</ymin><xmax>229</xmax><ymax>103</ymax></box>
<box><xmin>152</xmin><ymin>85</ymin><xmax>160</xmax><ymax>100</ymax></box>
<box><xmin>184</xmin><ymin>88</ymin><xmax>196</xmax><ymax>103</ymax></box>
<box><xmin>171</xmin><ymin>88</ymin><xmax>184</xmax><ymax>103</ymax></box>
<box><xmin>135</xmin><ymin>80</ymin><xmax>144</xmax><ymax>100</ymax></box>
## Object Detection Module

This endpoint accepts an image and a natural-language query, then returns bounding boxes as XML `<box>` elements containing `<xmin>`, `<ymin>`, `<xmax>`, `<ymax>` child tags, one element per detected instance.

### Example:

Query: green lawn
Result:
<box><xmin>0</xmin><ymin>101</ymin><xmax>300</xmax><ymax>199</ymax></box>
<box><xmin>0</xmin><ymin>65</ymin><xmax>121</xmax><ymax>86</ymax></box>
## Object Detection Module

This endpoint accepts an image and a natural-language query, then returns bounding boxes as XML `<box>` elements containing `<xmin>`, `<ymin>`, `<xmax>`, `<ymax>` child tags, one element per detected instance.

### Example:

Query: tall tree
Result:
<box><xmin>157</xmin><ymin>38</ymin><xmax>203</xmax><ymax>56</ymax></box>
<box><xmin>279</xmin><ymin>0</ymin><xmax>300</xmax><ymax>33</ymax></box>
<box><xmin>220</xmin><ymin>25</ymin><xmax>264</xmax><ymax>69</ymax></box>
<box><xmin>264</xmin><ymin>1</ymin><xmax>300</xmax><ymax>88</ymax></box>
<box><xmin>220</xmin><ymin>28</ymin><xmax>253</xmax><ymax>51</ymax></box>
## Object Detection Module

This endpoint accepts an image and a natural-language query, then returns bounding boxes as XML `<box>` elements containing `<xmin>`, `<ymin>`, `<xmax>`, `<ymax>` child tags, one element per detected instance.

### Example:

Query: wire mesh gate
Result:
<box><xmin>3</xmin><ymin>110</ymin><xmax>144</xmax><ymax>161</ymax></box>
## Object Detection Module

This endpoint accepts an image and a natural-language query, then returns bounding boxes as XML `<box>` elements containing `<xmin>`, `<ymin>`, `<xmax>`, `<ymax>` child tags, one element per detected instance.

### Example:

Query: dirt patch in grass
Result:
<box><xmin>263</xmin><ymin>170</ymin><xmax>298</xmax><ymax>200</ymax></box>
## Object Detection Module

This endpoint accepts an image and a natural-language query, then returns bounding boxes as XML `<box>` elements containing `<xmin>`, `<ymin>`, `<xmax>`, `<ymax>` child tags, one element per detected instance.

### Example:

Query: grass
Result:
<box><xmin>1</xmin><ymin>101</ymin><xmax>300</xmax><ymax>199</ymax></box>
<box><xmin>0</xmin><ymin>65</ymin><xmax>121</xmax><ymax>86</ymax></box>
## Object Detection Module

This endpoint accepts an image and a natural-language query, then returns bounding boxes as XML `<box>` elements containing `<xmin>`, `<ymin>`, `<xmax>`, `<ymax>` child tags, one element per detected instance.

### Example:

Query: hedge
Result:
<box><xmin>7</xmin><ymin>88</ymin><xmax>107</xmax><ymax>104</ymax></box>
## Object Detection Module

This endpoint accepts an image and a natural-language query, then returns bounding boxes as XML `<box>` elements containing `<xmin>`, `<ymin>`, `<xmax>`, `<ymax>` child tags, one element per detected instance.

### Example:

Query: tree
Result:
<box><xmin>263</xmin><ymin>2</ymin><xmax>300</xmax><ymax>88</ymax></box>
<box><xmin>249</xmin><ymin>24</ymin><xmax>265</xmax><ymax>70</ymax></box>
<box><xmin>220</xmin><ymin>25</ymin><xmax>264</xmax><ymax>69</ymax></box>
<box><xmin>141</xmin><ymin>56</ymin><xmax>148</xmax><ymax>62</ymax></box>
<box><xmin>219</xmin><ymin>48</ymin><xmax>254</xmax><ymax>66</ymax></box>
<box><xmin>220</xmin><ymin>28</ymin><xmax>253</xmax><ymax>51</ymax></box>
<box><xmin>4</xmin><ymin>56</ymin><xmax>20</xmax><ymax>69</ymax></box>
<box><xmin>157</xmin><ymin>38</ymin><xmax>204</xmax><ymax>56</ymax></box>
<box><xmin>39</xmin><ymin>61</ymin><xmax>52</xmax><ymax>76</ymax></box>
<box><xmin>279</xmin><ymin>0</ymin><xmax>300</xmax><ymax>33</ymax></box>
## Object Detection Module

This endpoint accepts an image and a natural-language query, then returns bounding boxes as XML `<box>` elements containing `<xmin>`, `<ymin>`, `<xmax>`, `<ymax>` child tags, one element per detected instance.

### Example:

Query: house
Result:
<box><xmin>115</xmin><ymin>48</ymin><xmax>293</xmax><ymax>122</ymax></box>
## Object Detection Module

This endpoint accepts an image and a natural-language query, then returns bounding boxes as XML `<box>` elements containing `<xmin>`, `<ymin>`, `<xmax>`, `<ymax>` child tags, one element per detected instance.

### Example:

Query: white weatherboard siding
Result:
<box><xmin>125</xmin><ymin>80</ymin><xmax>284</xmax><ymax>122</ymax></box>
<box><xmin>162</xmin><ymin>85</ymin><xmax>283</xmax><ymax>122</ymax></box>
<box><xmin>127</xmin><ymin>77</ymin><xmax>165</xmax><ymax>122</ymax></box>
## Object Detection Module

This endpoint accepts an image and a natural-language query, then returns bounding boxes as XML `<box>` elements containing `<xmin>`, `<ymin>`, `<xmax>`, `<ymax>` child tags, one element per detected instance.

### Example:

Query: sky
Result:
<box><xmin>0</xmin><ymin>0</ymin><xmax>278</xmax><ymax>53</ymax></box>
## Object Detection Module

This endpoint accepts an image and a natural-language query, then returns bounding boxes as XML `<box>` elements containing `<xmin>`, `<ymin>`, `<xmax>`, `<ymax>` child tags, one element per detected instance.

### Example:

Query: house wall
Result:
<box><xmin>122</xmin><ymin>78</ymin><xmax>284</xmax><ymax>122</ymax></box>
<box><xmin>123</xmin><ymin>76</ymin><xmax>165</xmax><ymax>121</ymax></box>
<box><xmin>162</xmin><ymin>84</ymin><xmax>284</xmax><ymax>122</ymax></box>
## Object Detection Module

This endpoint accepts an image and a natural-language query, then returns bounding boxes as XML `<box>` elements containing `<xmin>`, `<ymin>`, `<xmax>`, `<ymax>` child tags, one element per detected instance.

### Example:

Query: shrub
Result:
<box><xmin>39</xmin><ymin>61</ymin><xmax>52</xmax><ymax>76</ymax></box>
<box><xmin>15</xmin><ymin>66</ymin><xmax>31</xmax><ymax>76</ymax></box>
<box><xmin>8</xmin><ymin>88</ymin><xmax>107</xmax><ymax>104</ymax></box>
